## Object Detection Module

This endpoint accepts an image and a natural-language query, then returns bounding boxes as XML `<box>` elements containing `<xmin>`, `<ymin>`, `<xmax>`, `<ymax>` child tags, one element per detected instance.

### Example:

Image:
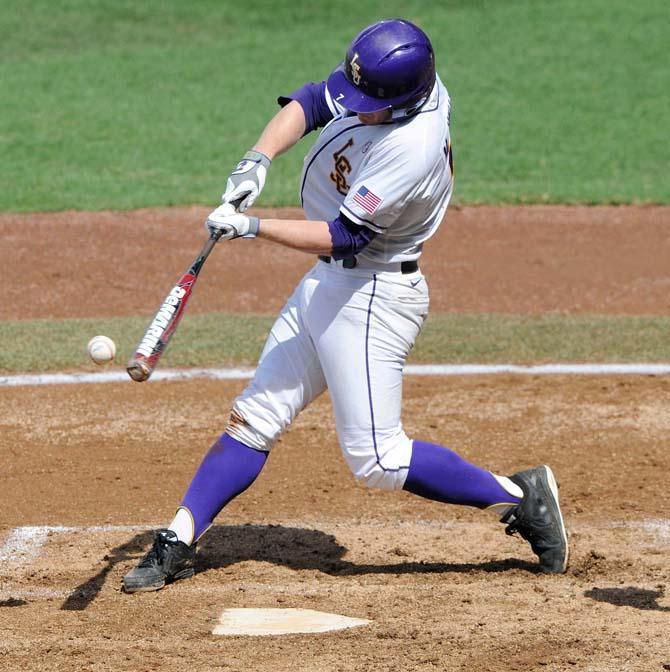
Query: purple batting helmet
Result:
<box><xmin>327</xmin><ymin>18</ymin><xmax>436</xmax><ymax>114</ymax></box>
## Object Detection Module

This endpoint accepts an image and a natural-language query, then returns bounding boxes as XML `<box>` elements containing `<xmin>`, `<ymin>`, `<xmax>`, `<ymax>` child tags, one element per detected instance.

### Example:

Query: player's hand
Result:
<box><xmin>222</xmin><ymin>150</ymin><xmax>271</xmax><ymax>212</ymax></box>
<box><xmin>206</xmin><ymin>203</ymin><xmax>260</xmax><ymax>240</ymax></box>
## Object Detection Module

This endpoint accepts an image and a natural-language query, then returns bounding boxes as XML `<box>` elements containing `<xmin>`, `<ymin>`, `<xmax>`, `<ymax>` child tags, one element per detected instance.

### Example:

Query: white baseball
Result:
<box><xmin>87</xmin><ymin>335</ymin><xmax>116</xmax><ymax>365</ymax></box>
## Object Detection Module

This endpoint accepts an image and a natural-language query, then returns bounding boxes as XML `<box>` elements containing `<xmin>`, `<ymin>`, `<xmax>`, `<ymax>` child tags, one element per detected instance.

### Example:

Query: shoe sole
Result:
<box><xmin>122</xmin><ymin>579</ymin><xmax>165</xmax><ymax>593</ymax></box>
<box><xmin>540</xmin><ymin>465</ymin><xmax>569</xmax><ymax>573</ymax></box>
<box><xmin>122</xmin><ymin>567</ymin><xmax>194</xmax><ymax>594</ymax></box>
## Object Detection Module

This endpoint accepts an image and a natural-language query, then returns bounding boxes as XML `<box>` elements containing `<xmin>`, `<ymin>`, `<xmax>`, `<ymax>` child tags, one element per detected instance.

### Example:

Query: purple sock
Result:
<box><xmin>181</xmin><ymin>433</ymin><xmax>268</xmax><ymax>540</ymax></box>
<box><xmin>403</xmin><ymin>440</ymin><xmax>521</xmax><ymax>509</ymax></box>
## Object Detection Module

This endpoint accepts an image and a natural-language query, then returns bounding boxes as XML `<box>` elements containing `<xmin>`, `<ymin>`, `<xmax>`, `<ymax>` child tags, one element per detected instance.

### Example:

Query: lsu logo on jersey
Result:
<box><xmin>330</xmin><ymin>138</ymin><xmax>354</xmax><ymax>195</ymax></box>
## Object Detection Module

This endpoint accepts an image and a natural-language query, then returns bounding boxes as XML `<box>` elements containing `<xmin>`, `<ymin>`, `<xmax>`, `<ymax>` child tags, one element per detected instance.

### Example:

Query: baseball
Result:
<box><xmin>87</xmin><ymin>335</ymin><xmax>116</xmax><ymax>365</ymax></box>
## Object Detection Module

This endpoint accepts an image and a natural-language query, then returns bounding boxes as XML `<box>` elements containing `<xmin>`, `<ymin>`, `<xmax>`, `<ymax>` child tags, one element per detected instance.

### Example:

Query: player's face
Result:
<box><xmin>357</xmin><ymin>109</ymin><xmax>392</xmax><ymax>125</ymax></box>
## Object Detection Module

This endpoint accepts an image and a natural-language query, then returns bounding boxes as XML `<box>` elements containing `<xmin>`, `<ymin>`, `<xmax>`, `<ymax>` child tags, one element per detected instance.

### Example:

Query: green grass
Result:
<box><xmin>1</xmin><ymin>0</ymin><xmax>667</xmax><ymax>211</ymax></box>
<box><xmin>1</xmin><ymin>313</ymin><xmax>668</xmax><ymax>374</ymax></box>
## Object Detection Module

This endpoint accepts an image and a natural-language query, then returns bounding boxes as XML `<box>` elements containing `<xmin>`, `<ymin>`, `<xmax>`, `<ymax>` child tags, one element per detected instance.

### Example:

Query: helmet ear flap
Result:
<box><xmin>400</xmin><ymin>92</ymin><xmax>430</xmax><ymax>115</ymax></box>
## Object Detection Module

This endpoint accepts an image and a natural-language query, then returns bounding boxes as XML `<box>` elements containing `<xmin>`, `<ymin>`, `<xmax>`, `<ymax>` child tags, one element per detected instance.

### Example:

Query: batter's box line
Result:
<box><xmin>2</xmin><ymin>519</ymin><xmax>669</xmax><ymax>566</ymax></box>
<box><xmin>0</xmin><ymin>524</ymin><xmax>152</xmax><ymax>565</ymax></box>
<box><xmin>609</xmin><ymin>519</ymin><xmax>670</xmax><ymax>543</ymax></box>
<box><xmin>0</xmin><ymin>522</ymin><xmax>453</xmax><ymax>566</ymax></box>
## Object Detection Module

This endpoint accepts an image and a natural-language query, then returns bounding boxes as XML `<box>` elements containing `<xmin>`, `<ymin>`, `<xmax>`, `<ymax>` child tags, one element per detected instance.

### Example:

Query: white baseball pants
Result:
<box><xmin>227</xmin><ymin>258</ymin><xmax>429</xmax><ymax>491</ymax></box>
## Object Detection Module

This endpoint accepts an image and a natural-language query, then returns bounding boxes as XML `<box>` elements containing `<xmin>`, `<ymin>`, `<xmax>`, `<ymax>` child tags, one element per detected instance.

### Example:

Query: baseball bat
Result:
<box><xmin>126</xmin><ymin>231</ymin><xmax>221</xmax><ymax>383</ymax></box>
<box><xmin>126</xmin><ymin>229</ymin><xmax>224</xmax><ymax>382</ymax></box>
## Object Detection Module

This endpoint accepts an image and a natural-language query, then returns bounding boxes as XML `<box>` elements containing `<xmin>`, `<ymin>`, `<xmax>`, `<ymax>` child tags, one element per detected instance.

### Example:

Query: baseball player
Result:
<box><xmin>124</xmin><ymin>18</ymin><xmax>568</xmax><ymax>593</ymax></box>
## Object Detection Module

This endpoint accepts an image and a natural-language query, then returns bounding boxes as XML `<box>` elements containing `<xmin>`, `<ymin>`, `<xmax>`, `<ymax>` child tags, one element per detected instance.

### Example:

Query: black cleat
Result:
<box><xmin>123</xmin><ymin>529</ymin><xmax>196</xmax><ymax>593</ymax></box>
<box><xmin>501</xmin><ymin>465</ymin><xmax>569</xmax><ymax>573</ymax></box>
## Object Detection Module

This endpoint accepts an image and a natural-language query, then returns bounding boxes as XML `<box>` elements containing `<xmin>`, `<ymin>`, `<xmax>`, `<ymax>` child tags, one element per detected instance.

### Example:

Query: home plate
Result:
<box><xmin>212</xmin><ymin>608</ymin><xmax>371</xmax><ymax>636</ymax></box>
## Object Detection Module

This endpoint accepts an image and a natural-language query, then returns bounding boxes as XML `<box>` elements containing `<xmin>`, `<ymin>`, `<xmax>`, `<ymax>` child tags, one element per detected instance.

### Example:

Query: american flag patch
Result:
<box><xmin>353</xmin><ymin>186</ymin><xmax>382</xmax><ymax>214</ymax></box>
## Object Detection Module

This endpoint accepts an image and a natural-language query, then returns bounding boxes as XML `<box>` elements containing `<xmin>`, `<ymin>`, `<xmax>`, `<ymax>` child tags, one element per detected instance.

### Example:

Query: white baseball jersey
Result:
<box><xmin>301</xmin><ymin>76</ymin><xmax>453</xmax><ymax>263</ymax></box>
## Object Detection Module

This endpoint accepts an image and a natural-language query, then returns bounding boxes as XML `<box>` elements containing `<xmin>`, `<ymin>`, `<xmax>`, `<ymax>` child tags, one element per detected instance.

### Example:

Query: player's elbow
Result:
<box><xmin>327</xmin><ymin>215</ymin><xmax>376</xmax><ymax>260</ymax></box>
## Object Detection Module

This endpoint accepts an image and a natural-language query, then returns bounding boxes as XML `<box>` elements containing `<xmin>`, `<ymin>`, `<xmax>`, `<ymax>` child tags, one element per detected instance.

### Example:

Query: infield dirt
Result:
<box><xmin>1</xmin><ymin>206</ymin><xmax>669</xmax><ymax>672</ymax></box>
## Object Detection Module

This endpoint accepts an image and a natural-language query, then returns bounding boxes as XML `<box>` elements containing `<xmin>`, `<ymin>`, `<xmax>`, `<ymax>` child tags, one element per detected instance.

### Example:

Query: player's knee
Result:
<box><xmin>225</xmin><ymin>405</ymin><xmax>277</xmax><ymax>452</ymax></box>
<box><xmin>353</xmin><ymin>462</ymin><xmax>401</xmax><ymax>490</ymax></box>
<box><xmin>343</xmin><ymin>432</ymin><xmax>413</xmax><ymax>491</ymax></box>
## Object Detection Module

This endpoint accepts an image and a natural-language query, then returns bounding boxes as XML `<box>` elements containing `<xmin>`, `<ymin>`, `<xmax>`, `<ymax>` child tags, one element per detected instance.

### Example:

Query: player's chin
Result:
<box><xmin>357</xmin><ymin>109</ymin><xmax>392</xmax><ymax>125</ymax></box>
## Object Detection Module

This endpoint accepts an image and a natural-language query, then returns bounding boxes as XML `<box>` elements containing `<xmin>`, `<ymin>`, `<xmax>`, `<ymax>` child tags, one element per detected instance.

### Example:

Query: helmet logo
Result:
<box><xmin>350</xmin><ymin>52</ymin><xmax>362</xmax><ymax>85</ymax></box>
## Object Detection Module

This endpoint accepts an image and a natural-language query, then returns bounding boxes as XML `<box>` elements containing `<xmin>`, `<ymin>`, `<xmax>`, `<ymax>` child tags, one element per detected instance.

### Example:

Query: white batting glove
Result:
<box><xmin>222</xmin><ymin>150</ymin><xmax>271</xmax><ymax>212</ymax></box>
<box><xmin>206</xmin><ymin>203</ymin><xmax>260</xmax><ymax>240</ymax></box>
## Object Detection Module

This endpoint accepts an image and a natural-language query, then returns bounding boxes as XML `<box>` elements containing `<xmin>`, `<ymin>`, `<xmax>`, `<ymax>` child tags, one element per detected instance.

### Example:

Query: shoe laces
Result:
<box><xmin>503</xmin><ymin>504</ymin><xmax>553</xmax><ymax>548</ymax></box>
<box><xmin>501</xmin><ymin>508</ymin><xmax>533</xmax><ymax>541</ymax></box>
<box><xmin>503</xmin><ymin>511</ymin><xmax>520</xmax><ymax>536</ymax></box>
<box><xmin>138</xmin><ymin>531</ymin><xmax>174</xmax><ymax>568</ymax></box>
<box><xmin>504</xmin><ymin>517</ymin><xmax>524</xmax><ymax>538</ymax></box>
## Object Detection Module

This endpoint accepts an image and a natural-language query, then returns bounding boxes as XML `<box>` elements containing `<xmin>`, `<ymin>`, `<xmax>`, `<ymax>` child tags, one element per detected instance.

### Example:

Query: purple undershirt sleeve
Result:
<box><xmin>277</xmin><ymin>81</ymin><xmax>334</xmax><ymax>134</ymax></box>
<box><xmin>328</xmin><ymin>215</ymin><xmax>377</xmax><ymax>260</ymax></box>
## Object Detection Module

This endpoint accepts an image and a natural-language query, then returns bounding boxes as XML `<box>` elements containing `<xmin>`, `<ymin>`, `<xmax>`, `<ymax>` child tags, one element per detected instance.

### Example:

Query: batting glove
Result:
<box><xmin>206</xmin><ymin>203</ymin><xmax>260</xmax><ymax>240</ymax></box>
<box><xmin>222</xmin><ymin>149</ymin><xmax>271</xmax><ymax>212</ymax></box>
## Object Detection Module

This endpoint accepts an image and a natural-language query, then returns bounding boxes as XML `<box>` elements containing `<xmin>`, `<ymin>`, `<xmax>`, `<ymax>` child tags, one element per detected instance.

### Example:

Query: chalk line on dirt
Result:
<box><xmin>0</xmin><ymin>587</ymin><xmax>70</xmax><ymax>600</ymax></box>
<box><xmin>2</xmin><ymin>520</ymin><xmax>669</xmax><ymax>567</ymax></box>
<box><xmin>0</xmin><ymin>525</ymin><xmax>147</xmax><ymax>565</ymax></box>
<box><xmin>0</xmin><ymin>526</ymin><xmax>69</xmax><ymax>563</ymax></box>
<box><xmin>1</xmin><ymin>363</ymin><xmax>669</xmax><ymax>387</ymax></box>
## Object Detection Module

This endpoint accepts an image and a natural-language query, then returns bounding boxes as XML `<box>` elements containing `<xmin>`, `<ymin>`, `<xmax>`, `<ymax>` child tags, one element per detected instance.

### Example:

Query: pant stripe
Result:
<box><xmin>364</xmin><ymin>274</ymin><xmax>408</xmax><ymax>473</ymax></box>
